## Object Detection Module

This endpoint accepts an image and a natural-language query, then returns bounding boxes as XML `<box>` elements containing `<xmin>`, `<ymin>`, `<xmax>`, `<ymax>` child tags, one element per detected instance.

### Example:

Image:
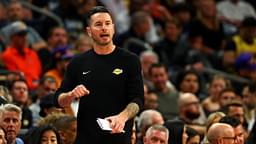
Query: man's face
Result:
<box><xmin>48</xmin><ymin>28</ymin><xmax>68</xmax><ymax>48</ymax></box>
<box><xmin>11</xmin><ymin>81</ymin><xmax>28</xmax><ymax>104</ymax></box>
<box><xmin>234</xmin><ymin>125</ymin><xmax>244</xmax><ymax>144</ymax></box>
<box><xmin>87</xmin><ymin>12</ymin><xmax>115</xmax><ymax>46</ymax></box>
<box><xmin>220</xmin><ymin>127</ymin><xmax>236</xmax><ymax>144</ymax></box>
<box><xmin>7</xmin><ymin>3</ymin><xmax>23</xmax><ymax>21</ymax></box>
<box><xmin>141</xmin><ymin>55</ymin><xmax>158</xmax><ymax>76</ymax></box>
<box><xmin>243</xmin><ymin>87</ymin><xmax>256</xmax><ymax>109</ymax></box>
<box><xmin>143</xmin><ymin>130</ymin><xmax>168</xmax><ymax>144</ymax></box>
<box><xmin>1</xmin><ymin>111</ymin><xmax>21</xmax><ymax>142</ymax></box>
<box><xmin>219</xmin><ymin>91</ymin><xmax>236</xmax><ymax>107</ymax></box>
<box><xmin>150</xmin><ymin>67</ymin><xmax>168</xmax><ymax>91</ymax></box>
<box><xmin>11</xmin><ymin>33</ymin><xmax>27</xmax><ymax>49</ymax></box>
<box><xmin>183</xmin><ymin>98</ymin><xmax>200</xmax><ymax>120</ymax></box>
<box><xmin>228</xmin><ymin>106</ymin><xmax>245</xmax><ymax>124</ymax></box>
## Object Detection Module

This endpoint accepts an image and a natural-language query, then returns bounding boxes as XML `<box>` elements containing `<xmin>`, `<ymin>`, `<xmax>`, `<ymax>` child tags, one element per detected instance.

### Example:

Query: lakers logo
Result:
<box><xmin>112</xmin><ymin>68</ymin><xmax>123</xmax><ymax>75</ymax></box>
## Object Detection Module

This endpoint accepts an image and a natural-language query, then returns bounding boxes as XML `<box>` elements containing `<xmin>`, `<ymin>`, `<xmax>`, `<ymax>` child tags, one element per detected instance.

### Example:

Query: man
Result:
<box><xmin>54</xmin><ymin>115</ymin><xmax>77</xmax><ymax>144</ymax></box>
<box><xmin>207</xmin><ymin>123</ymin><xmax>236</xmax><ymax>144</ymax></box>
<box><xmin>0</xmin><ymin>0</ymin><xmax>47</xmax><ymax>50</ymax></box>
<box><xmin>0</xmin><ymin>104</ymin><xmax>24</xmax><ymax>144</ymax></box>
<box><xmin>148</xmin><ymin>63</ymin><xmax>178</xmax><ymax>120</ymax></box>
<box><xmin>2</xmin><ymin>21</ymin><xmax>42</xmax><ymax>90</ymax></box>
<box><xmin>54</xmin><ymin>6</ymin><xmax>144</xmax><ymax>144</ymax></box>
<box><xmin>219</xmin><ymin>88</ymin><xmax>237</xmax><ymax>108</ymax></box>
<box><xmin>137</xmin><ymin>109</ymin><xmax>164</xmax><ymax>143</ymax></box>
<box><xmin>242</xmin><ymin>83</ymin><xmax>256</xmax><ymax>132</ymax></box>
<box><xmin>29</xmin><ymin>76</ymin><xmax>57</xmax><ymax>125</ymax></box>
<box><xmin>143</xmin><ymin>124</ymin><xmax>169</xmax><ymax>144</ymax></box>
<box><xmin>221</xmin><ymin>100</ymin><xmax>245</xmax><ymax>125</ymax></box>
<box><xmin>220</xmin><ymin>116</ymin><xmax>245</xmax><ymax>144</ymax></box>
<box><xmin>10</xmin><ymin>79</ymin><xmax>33</xmax><ymax>129</ymax></box>
<box><xmin>177</xmin><ymin>93</ymin><xmax>206</xmax><ymax>135</ymax></box>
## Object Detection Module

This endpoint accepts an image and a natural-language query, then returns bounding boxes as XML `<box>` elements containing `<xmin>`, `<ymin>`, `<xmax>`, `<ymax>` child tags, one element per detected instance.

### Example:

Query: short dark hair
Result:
<box><xmin>148</xmin><ymin>63</ymin><xmax>168</xmax><ymax>76</ymax></box>
<box><xmin>219</xmin><ymin>88</ymin><xmax>236</xmax><ymax>97</ymax></box>
<box><xmin>86</xmin><ymin>6</ymin><xmax>112</xmax><ymax>25</ymax></box>
<box><xmin>219</xmin><ymin>116</ymin><xmax>240</xmax><ymax>128</ymax></box>
<box><xmin>221</xmin><ymin>100</ymin><xmax>244</xmax><ymax>114</ymax></box>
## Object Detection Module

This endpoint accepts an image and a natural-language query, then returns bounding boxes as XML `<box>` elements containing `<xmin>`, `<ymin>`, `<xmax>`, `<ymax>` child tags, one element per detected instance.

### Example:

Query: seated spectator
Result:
<box><xmin>137</xmin><ymin>109</ymin><xmax>164</xmax><ymax>144</ymax></box>
<box><xmin>144</xmin><ymin>91</ymin><xmax>158</xmax><ymax>110</ymax></box>
<box><xmin>219</xmin><ymin>116</ymin><xmax>245</xmax><ymax>144</ymax></box>
<box><xmin>219</xmin><ymin>88</ymin><xmax>237</xmax><ymax>109</ymax></box>
<box><xmin>24</xmin><ymin>125</ymin><xmax>61</xmax><ymax>144</ymax></box>
<box><xmin>44</xmin><ymin>48</ymin><xmax>74</xmax><ymax>88</ymax></box>
<box><xmin>0</xmin><ymin>0</ymin><xmax>47</xmax><ymax>51</ymax></box>
<box><xmin>9</xmin><ymin>79</ymin><xmax>33</xmax><ymax>129</ymax></box>
<box><xmin>217</xmin><ymin>0</ymin><xmax>256</xmax><ymax>35</ymax></box>
<box><xmin>148</xmin><ymin>63</ymin><xmax>179</xmax><ymax>120</ymax></box>
<box><xmin>225</xmin><ymin>17</ymin><xmax>256</xmax><ymax>58</ymax></box>
<box><xmin>0</xmin><ymin>104</ymin><xmax>24</xmax><ymax>144</ymax></box>
<box><xmin>2</xmin><ymin>21</ymin><xmax>42</xmax><ymax>90</ymax></box>
<box><xmin>202</xmin><ymin>75</ymin><xmax>231</xmax><ymax>116</ymax></box>
<box><xmin>143</xmin><ymin>124</ymin><xmax>169</xmax><ymax>144</ymax></box>
<box><xmin>38</xmin><ymin>26</ymin><xmax>69</xmax><ymax>73</ymax></box>
<box><xmin>177</xmin><ymin>93</ymin><xmax>206</xmax><ymax>135</ymax></box>
<box><xmin>164</xmin><ymin>119</ymin><xmax>188</xmax><ymax>144</ymax></box>
<box><xmin>186</xmin><ymin>127</ymin><xmax>201</xmax><ymax>144</ymax></box>
<box><xmin>207</xmin><ymin>123</ymin><xmax>235</xmax><ymax>144</ymax></box>
<box><xmin>29</xmin><ymin>76</ymin><xmax>57</xmax><ymax>126</ymax></box>
<box><xmin>54</xmin><ymin>115</ymin><xmax>77</xmax><ymax>144</ymax></box>
<box><xmin>114</xmin><ymin>11</ymin><xmax>152</xmax><ymax>56</ymax></box>
<box><xmin>242</xmin><ymin>83</ymin><xmax>256</xmax><ymax>132</ymax></box>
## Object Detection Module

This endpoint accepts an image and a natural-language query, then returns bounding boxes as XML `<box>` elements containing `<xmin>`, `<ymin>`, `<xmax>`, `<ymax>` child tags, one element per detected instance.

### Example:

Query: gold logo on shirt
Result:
<box><xmin>112</xmin><ymin>68</ymin><xmax>123</xmax><ymax>75</ymax></box>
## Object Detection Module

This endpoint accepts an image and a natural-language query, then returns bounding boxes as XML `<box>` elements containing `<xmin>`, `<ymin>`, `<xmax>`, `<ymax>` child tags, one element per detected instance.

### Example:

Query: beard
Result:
<box><xmin>185</xmin><ymin>111</ymin><xmax>200</xmax><ymax>120</ymax></box>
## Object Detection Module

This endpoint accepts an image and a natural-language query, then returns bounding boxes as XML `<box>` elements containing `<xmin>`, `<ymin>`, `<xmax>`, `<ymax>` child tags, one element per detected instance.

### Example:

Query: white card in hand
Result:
<box><xmin>96</xmin><ymin>118</ymin><xmax>112</xmax><ymax>131</ymax></box>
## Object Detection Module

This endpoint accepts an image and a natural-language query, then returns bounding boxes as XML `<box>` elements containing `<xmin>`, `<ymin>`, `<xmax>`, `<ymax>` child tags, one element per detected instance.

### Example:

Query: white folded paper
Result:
<box><xmin>96</xmin><ymin>118</ymin><xmax>112</xmax><ymax>131</ymax></box>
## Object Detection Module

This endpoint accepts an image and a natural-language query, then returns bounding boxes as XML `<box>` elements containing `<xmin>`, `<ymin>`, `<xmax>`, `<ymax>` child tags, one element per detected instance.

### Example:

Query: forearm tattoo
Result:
<box><xmin>125</xmin><ymin>102</ymin><xmax>139</xmax><ymax>120</ymax></box>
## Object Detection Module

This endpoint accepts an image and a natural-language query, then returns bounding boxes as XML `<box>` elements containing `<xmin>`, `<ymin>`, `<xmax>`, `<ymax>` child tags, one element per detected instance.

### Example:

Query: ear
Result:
<box><xmin>86</xmin><ymin>27</ymin><xmax>92</xmax><ymax>37</ymax></box>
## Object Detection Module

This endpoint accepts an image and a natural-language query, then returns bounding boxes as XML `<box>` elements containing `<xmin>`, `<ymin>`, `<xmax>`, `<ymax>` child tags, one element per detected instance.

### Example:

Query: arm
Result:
<box><xmin>57</xmin><ymin>84</ymin><xmax>90</xmax><ymax>108</ymax></box>
<box><xmin>106</xmin><ymin>102</ymin><xmax>139</xmax><ymax>133</ymax></box>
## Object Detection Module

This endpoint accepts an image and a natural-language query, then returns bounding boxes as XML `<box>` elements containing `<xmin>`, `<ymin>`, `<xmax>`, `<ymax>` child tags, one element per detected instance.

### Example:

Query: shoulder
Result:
<box><xmin>116</xmin><ymin>47</ymin><xmax>139</xmax><ymax>59</ymax></box>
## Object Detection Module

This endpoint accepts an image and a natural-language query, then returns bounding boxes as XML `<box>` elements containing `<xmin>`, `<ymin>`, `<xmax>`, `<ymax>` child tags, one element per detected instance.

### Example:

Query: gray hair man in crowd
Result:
<box><xmin>143</xmin><ymin>124</ymin><xmax>169</xmax><ymax>144</ymax></box>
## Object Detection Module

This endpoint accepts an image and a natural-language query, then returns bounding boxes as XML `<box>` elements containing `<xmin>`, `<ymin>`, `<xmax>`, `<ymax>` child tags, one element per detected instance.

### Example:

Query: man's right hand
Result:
<box><xmin>58</xmin><ymin>84</ymin><xmax>90</xmax><ymax>107</ymax></box>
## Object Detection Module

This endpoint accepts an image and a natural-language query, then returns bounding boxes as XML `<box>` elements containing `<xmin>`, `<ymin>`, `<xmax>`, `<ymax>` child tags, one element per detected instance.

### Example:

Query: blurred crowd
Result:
<box><xmin>0</xmin><ymin>0</ymin><xmax>255</xmax><ymax>144</ymax></box>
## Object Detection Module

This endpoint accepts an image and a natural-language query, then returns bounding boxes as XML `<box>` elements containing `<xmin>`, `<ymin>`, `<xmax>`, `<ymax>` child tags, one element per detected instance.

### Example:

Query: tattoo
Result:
<box><xmin>124</xmin><ymin>103</ymin><xmax>139</xmax><ymax>120</ymax></box>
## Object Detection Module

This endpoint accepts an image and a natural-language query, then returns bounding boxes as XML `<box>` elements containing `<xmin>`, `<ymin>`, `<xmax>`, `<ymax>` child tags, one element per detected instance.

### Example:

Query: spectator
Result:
<box><xmin>73</xmin><ymin>34</ymin><xmax>93</xmax><ymax>54</ymax></box>
<box><xmin>38</xmin><ymin>26</ymin><xmax>69</xmax><ymax>73</ymax></box>
<box><xmin>137</xmin><ymin>109</ymin><xmax>164</xmax><ymax>144</ymax></box>
<box><xmin>114</xmin><ymin>11</ymin><xmax>152</xmax><ymax>55</ymax></box>
<box><xmin>0</xmin><ymin>0</ymin><xmax>47</xmax><ymax>51</ymax></box>
<box><xmin>143</xmin><ymin>124</ymin><xmax>169</xmax><ymax>144</ymax></box>
<box><xmin>225</xmin><ymin>17</ymin><xmax>256</xmax><ymax>57</ymax></box>
<box><xmin>217</xmin><ymin>0</ymin><xmax>256</xmax><ymax>34</ymax></box>
<box><xmin>2</xmin><ymin>21</ymin><xmax>42</xmax><ymax>90</ymax></box>
<box><xmin>148</xmin><ymin>63</ymin><xmax>179</xmax><ymax>120</ymax></box>
<box><xmin>54</xmin><ymin>115</ymin><xmax>77</xmax><ymax>144</ymax></box>
<box><xmin>242</xmin><ymin>83</ymin><xmax>256</xmax><ymax>132</ymax></box>
<box><xmin>9</xmin><ymin>79</ymin><xmax>32</xmax><ymax>129</ymax></box>
<box><xmin>186</xmin><ymin>127</ymin><xmax>201</xmax><ymax>144</ymax></box>
<box><xmin>219</xmin><ymin>88</ymin><xmax>237</xmax><ymax>108</ymax></box>
<box><xmin>219</xmin><ymin>116</ymin><xmax>245</xmax><ymax>144</ymax></box>
<box><xmin>139</xmin><ymin>50</ymin><xmax>159</xmax><ymax>89</ymax></box>
<box><xmin>164</xmin><ymin>119</ymin><xmax>188</xmax><ymax>144</ymax></box>
<box><xmin>177</xmin><ymin>93</ymin><xmax>206</xmax><ymax>135</ymax></box>
<box><xmin>207</xmin><ymin>123</ymin><xmax>235</xmax><ymax>144</ymax></box>
<box><xmin>24</xmin><ymin>125</ymin><xmax>62</xmax><ymax>144</ymax></box>
<box><xmin>0</xmin><ymin>104</ymin><xmax>24</xmax><ymax>144</ymax></box>
<box><xmin>29</xmin><ymin>76</ymin><xmax>57</xmax><ymax>126</ymax></box>
<box><xmin>202</xmin><ymin>75</ymin><xmax>230</xmax><ymax>115</ymax></box>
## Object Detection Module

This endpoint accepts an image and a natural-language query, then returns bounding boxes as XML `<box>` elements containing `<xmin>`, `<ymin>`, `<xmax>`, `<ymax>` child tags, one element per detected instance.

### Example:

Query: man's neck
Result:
<box><xmin>93</xmin><ymin>43</ymin><xmax>115</xmax><ymax>55</ymax></box>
